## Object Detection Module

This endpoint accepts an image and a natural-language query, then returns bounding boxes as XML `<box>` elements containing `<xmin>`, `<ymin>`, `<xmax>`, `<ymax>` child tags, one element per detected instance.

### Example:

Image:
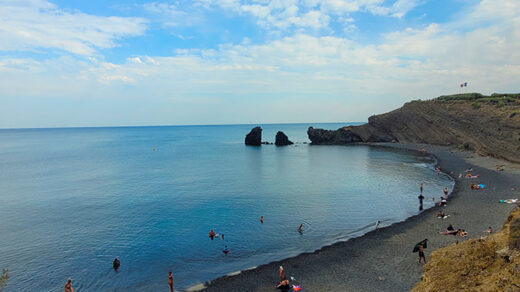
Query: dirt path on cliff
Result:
<box><xmin>198</xmin><ymin>144</ymin><xmax>520</xmax><ymax>292</ymax></box>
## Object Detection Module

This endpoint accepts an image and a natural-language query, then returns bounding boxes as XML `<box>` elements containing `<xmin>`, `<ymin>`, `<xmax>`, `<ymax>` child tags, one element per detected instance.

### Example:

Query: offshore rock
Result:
<box><xmin>307</xmin><ymin>127</ymin><xmax>364</xmax><ymax>144</ymax></box>
<box><xmin>245</xmin><ymin>127</ymin><xmax>262</xmax><ymax>146</ymax></box>
<box><xmin>275</xmin><ymin>131</ymin><xmax>293</xmax><ymax>146</ymax></box>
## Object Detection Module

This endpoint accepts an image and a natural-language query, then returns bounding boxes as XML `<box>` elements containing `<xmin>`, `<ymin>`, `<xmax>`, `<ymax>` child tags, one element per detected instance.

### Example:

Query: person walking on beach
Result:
<box><xmin>279</xmin><ymin>266</ymin><xmax>284</xmax><ymax>282</ymax></box>
<box><xmin>418</xmin><ymin>243</ymin><xmax>426</xmax><ymax>264</ymax></box>
<box><xmin>64</xmin><ymin>278</ymin><xmax>74</xmax><ymax>292</ymax></box>
<box><xmin>168</xmin><ymin>271</ymin><xmax>174</xmax><ymax>292</ymax></box>
<box><xmin>418</xmin><ymin>194</ymin><xmax>425</xmax><ymax>211</ymax></box>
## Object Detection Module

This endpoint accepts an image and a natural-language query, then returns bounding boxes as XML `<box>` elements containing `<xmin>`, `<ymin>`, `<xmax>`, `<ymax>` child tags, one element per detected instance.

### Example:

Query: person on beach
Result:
<box><xmin>438</xmin><ymin>197</ymin><xmax>447</xmax><ymax>206</ymax></box>
<box><xmin>260</xmin><ymin>216</ymin><xmax>263</xmax><ymax>224</ymax></box>
<box><xmin>436</xmin><ymin>167</ymin><xmax>440</xmax><ymax>175</ymax></box>
<box><xmin>418</xmin><ymin>194</ymin><xmax>425</xmax><ymax>210</ymax></box>
<box><xmin>420</xmin><ymin>183</ymin><xmax>423</xmax><ymax>193</ymax></box>
<box><xmin>443</xmin><ymin>187</ymin><xmax>449</xmax><ymax>197</ymax></box>
<box><xmin>297</xmin><ymin>224</ymin><xmax>303</xmax><ymax>233</ymax></box>
<box><xmin>418</xmin><ymin>243</ymin><xmax>426</xmax><ymax>264</ymax></box>
<box><xmin>436</xmin><ymin>211</ymin><xmax>446</xmax><ymax>218</ymax></box>
<box><xmin>113</xmin><ymin>257</ymin><xmax>120</xmax><ymax>270</ymax></box>
<box><xmin>487</xmin><ymin>227</ymin><xmax>493</xmax><ymax>234</ymax></box>
<box><xmin>279</xmin><ymin>266</ymin><xmax>285</xmax><ymax>282</ymax></box>
<box><xmin>168</xmin><ymin>271</ymin><xmax>174</xmax><ymax>292</ymax></box>
<box><xmin>275</xmin><ymin>278</ymin><xmax>291</xmax><ymax>292</ymax></box>
<box><xmin>209</xmin><ymin>229</ymin><xmax>216</xmax><ymax>240</ymax></box>
<box><xmin>64</xmin><ymin>278</ymin><xmax>74</xmax><ymax>292</ymax></box>
<box><xmin>375</xmin><ymin>220</ymin><xmax>381</xmax><ymax>231</ymax></box>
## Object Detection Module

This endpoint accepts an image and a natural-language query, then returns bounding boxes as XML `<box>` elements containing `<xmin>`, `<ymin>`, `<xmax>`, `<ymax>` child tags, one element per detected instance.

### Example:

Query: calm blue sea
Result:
<box><xmin>0</xmin><ymin>123</ymin><xmax>453</xmax><ymax>291</ymax></box>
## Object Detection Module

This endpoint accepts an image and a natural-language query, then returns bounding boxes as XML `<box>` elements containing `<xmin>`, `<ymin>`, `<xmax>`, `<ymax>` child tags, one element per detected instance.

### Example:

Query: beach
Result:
<box><xmin>200</xmin><ymin>143</ymin><xmax>520</xmax><ymax>292</ymax></box>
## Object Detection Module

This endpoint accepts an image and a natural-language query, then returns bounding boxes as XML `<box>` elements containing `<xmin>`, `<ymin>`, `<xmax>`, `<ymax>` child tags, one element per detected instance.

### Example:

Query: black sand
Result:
<box><xmin>198</xmin><ymin>144</ymin><xmax>520</xmax><ymax>292</ymax></box>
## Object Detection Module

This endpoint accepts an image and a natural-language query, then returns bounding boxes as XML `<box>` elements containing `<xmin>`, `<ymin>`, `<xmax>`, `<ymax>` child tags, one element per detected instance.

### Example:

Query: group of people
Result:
<box><xmin>440</xmin><ymin>224</ymin><xmax>468</xmax><ymax>237</ymax></box>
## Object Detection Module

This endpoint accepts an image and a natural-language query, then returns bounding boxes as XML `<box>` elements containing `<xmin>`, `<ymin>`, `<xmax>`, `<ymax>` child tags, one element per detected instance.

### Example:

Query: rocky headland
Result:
<box><xmin>308</xmin><ymin>93</ymin><xmax>520</xmax><ymax>162</ymax></box>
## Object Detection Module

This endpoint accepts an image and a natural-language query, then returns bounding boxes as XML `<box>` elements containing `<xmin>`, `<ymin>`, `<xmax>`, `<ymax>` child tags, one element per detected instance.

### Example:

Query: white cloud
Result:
<box><xmin>0</xmin><ymin>0</ymin><xmax>148</xmax><ymax>55</ymax></box>
<box><xmin>1</xmin><ymin>0</ymin><xmax>519</xmax><ymax>127</ymax></box>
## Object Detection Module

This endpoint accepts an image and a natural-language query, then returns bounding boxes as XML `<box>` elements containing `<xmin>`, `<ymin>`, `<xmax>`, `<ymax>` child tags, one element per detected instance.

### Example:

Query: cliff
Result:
<box><xmin>308</xmin><ymin>93</ymin><xmax>520</xmax><ymax>162</ymax></box>
<box><xmin>411</xmin><ymin>207</ymin><xmax>520</xmax><ymax>292</ymax></box>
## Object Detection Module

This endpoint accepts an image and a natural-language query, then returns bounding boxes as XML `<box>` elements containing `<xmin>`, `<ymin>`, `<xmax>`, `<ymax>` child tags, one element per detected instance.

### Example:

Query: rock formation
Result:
<box><xmin>245</xmin><ymin>127</ymin><xmax>262</xmax><ymax>146</ymax></box>
<box><xmin>275</xmin><ymin>131</ymin><xmax>293</xmax><ymax>146</ymax></box>
<box><xmin>308</xmin><ymin>93</ymin><xmax>520</xmax><ymax>163</ymax></box>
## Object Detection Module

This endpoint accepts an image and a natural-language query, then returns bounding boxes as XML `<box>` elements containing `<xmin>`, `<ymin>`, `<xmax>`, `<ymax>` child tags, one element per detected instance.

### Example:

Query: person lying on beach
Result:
<box><xmin>440</xmin><ymin>225</ymin><xmax>457</xmax><ymax>235</ymax></box>
<box><xmin>487</xmin><ymin>227</ymin><xmax>493</xmax><ymax>234</ymax></box>
<box><xmin>465</xmin><ymin>167</ymin><xmax>473</xmax><ymax>172</ymax></box>
<box><xmin>456</xmin><ymin>229</ymin><xmax>468</xmax><ymax>237</ymax></box>
<box><xmin>470</xmin><ymin>183</ymin><xmax>482</xmax><ymax>190</ymax></box>
<box><xmin>438</xmin><ymin>197</ymin><xmax>447</xmax><ymax>206</ymax></box>
<box><xmin>275</xmin><ymin>279</ymin><xmax>291</xmax><ymax>292</ymax></box>
<box><xmin>436</xmin><ymin>211</ymin><xmax>448</xmax><ymax>219</ymax></box>
<box><xmin>465</xmin><ymin>173</ymin><xmax>479</xmax><ymax>178</ymax></box>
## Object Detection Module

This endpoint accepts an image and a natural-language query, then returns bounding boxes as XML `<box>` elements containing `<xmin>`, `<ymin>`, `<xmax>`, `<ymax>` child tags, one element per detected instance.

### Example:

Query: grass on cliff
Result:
<box><xmin>412</xmin><ymin>207</ymin><xmax>520</xmax><ymax>292</ymax></box>
<box><xmin>0</xmin><ymin>269</ymin><xmax>8</xmax><ymax>292</ymax></box>
<box><xmin>436</xmin><ymin>92</ymin><xmax>520</xmax><ymax>106</ymax></box>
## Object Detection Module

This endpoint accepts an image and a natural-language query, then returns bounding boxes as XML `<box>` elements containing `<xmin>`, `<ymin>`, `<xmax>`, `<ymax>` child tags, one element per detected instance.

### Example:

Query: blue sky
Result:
<box><xmin>0</xmin><ymin>0</ymin><xmax>519</xmax><ymax>128</ymax></box>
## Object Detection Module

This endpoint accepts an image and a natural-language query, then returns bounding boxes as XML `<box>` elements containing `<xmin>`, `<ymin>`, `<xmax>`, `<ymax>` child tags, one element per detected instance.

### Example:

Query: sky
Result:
<box><xmin>0</xmin><ymin>0</ymin><xmax>519</xmax><ymax>128</ymax></box>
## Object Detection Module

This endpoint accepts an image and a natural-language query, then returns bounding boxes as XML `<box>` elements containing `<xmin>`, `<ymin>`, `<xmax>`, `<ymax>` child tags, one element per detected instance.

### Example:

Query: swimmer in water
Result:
<box><xmin>209</xmin><ymin>229</ymin><xmax>216</xmax><ymax>240</ymax></box>
<box><xmin>223</xmin><ymin>245</ymin><xmax>229</xmax><ymax>254</ymax></box>
<box><xmin>260</xmin><ymin>216</ymin><xmax>264</xmax><ymax>224</ymax></box>
<box><xmin>298</xmin><ymin>224</ymin><xmax>303</xmax><ymax>233</ymax></box>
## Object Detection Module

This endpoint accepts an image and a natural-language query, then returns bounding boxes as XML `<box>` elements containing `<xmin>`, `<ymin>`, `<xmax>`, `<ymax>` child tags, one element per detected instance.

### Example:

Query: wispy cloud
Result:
<box><xmin>0</xmin><ymin>0</ymin><xmax>148</xmax><ymax>56</ymax></box>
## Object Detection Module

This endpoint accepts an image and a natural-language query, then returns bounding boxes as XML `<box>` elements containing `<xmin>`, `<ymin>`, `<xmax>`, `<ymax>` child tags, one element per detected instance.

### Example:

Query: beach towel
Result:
<box><xmin>412</xmin><ymin>239</ymin><xmax>428</xmax><ymax>252</ymax></box>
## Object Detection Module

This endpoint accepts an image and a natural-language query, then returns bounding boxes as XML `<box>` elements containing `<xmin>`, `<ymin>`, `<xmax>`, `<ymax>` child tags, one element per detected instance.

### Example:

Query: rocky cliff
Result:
<box><xmin>308</xmin><ymin>93</ymin><xmax>520</xmax><ymax>162</ymax></box>
<box><xmin>412</xmin><ymin>207</ymin><xmax>520</xmax><ymax>292</ymax></box>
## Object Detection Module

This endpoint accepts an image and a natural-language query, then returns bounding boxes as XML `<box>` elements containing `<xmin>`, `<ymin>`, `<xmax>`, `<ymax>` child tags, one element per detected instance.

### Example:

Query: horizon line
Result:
<box><xmin>0</xmin><ymin>121</ymin><xmax>365</xmax><ymax>131</ymax></box>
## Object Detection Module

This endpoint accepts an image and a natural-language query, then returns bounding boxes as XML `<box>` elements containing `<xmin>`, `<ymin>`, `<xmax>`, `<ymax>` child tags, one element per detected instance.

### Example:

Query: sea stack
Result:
<box><xmin>245</xmin><ymin>127</ymin><xmax>262</xmax><ymax>146</ymax></box>
<box><xmin>275</xmin><ymin>131</ymin><xmax>293</xmax><ymax>146</ymax></box>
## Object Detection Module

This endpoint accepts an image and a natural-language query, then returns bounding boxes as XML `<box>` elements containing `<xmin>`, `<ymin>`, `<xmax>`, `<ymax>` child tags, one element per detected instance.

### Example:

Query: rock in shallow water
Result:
<box><xmin>275</xmin><ymin>131</ymin><xmax>293</xmax><ymax>146</ymax></box>
<box><xmin>245</xmin><ymin>127</ymin><xmax>262</xmax><ymax>146</ymax></box>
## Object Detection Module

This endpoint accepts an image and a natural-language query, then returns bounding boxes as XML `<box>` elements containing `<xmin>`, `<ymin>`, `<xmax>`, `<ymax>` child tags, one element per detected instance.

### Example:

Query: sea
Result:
<box><xmin>0</xmin><ymin>123</ymin><xmax>454</xmax><ymax>291</ymax></box>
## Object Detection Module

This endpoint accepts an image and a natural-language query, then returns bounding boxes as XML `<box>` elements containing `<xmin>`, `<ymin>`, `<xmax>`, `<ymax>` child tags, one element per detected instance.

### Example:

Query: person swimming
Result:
<box><xmin>260</xmin><ymin>216</ymin><xmax>264</xmax><ymax>224</ymax></box>
<box><xmin>113</xmin><ymin>257</ymin><xmax>120</xmax><ymax>270</ymax></box>
<box><xmin>209</xmin><ymin>229</ymin><xmax>216</xmax><ymax>240</ymax></box>
<box><xmin>297</xmin><ymin>224</ymin><xmax>303</xmax><ymax>233</ymax></box>
<box><xmin>222</xmin><ymin>245</ymin><xmax>229</xmax><ymax>254</ymax></box>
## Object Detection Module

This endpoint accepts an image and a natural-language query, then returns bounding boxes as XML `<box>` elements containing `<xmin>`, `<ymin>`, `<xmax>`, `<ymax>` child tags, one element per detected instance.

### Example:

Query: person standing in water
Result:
<box><xmin>420</xmin><ymin>183</ymin><xmax>423</xmax><ymax>193</ymax></box>
<box><xmin>209</xmin><ymin>229</ymin><xmax>216</xmax><ymax>240</ymax></box>
<box><xmin>443</xmin><ymin>187</ymin><xmax>449</xmax><ymax>198</ymax></box>
<box><xmin>260</xmin><ymin>216</ymin><xmax>264</xmax><ymax>224</ymax></box>
<box><xmin>113</xmin><ymin>257</ymin><xmax>120</xmax><ymax>270</ymax></box>
<box><xmin>375</xmin><ymin>220</ymin><xmax>381</xmax><ymax>231</ymax></box>
<box><xmin>64</xmin><ymin>278</ymin><xmax>74</xmax><ymax>292</ymax></box>
<box><xmin>418</xmin><ymin>193</ymin><xmax>425</xmax><ymax>211</ymax></box>
<box><xmin>297</xmin><ymin>224</ymin><xmax>303</xmax><ymax>233</ymax></box>
<box><xmin>168</xmin><ymin>272</ymin><xmax>174</xmax><ymax>292</ymax></box>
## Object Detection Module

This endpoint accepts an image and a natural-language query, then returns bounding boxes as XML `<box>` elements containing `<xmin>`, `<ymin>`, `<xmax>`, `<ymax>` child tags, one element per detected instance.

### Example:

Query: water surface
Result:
<box><xmin>0</xmin><ymin>123</ymin><xmax>453</xmax><ymax>291</ymax></box>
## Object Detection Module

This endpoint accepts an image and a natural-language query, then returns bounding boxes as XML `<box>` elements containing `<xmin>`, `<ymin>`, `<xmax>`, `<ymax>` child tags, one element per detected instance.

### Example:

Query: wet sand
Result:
<box><xmin>199</xmin><ymin>143</ymin><xmax>520</xmax><ymax>292</ymax></box>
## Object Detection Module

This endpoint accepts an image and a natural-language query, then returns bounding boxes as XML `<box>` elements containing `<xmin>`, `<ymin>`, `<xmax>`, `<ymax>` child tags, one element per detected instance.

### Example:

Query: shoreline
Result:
<box><xmin>198</xmin><ymin>143</ymin><xmax>520</xmax><ymax>292</ymax></box>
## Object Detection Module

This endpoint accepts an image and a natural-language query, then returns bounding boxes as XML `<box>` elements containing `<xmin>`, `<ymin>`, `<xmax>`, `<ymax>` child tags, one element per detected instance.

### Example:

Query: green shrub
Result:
<box><xmin>497</xmin><ymin>100</ymin><xmax>505</xmax><ymax>107</ymax></box>
<box><xmin>0</xmin><ymin>269</ymin><xmax>9</xmax><ymax>292</ymax></box>
<box><xmin>472</xmin><ymin>102</ymin><xmax>481</xmax><ymax>109</ymax></box>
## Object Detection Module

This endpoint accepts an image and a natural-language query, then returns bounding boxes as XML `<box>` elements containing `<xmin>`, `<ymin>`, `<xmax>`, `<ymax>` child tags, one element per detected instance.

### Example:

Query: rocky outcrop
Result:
<box><xmin>275</xmin><ymin>131</ymin><xmax>293</xmax><ymax>146</ymax></box>
<box><xmin>412</xmin><ymin>207</ymin><xmax>520</xmax><ymax>291</ymax></box>
<box><xmin>308</xmin><ymin>93</ymin><xmax>520</xmax><ymax>163</ymax></box>
<box><xmin>307</xmin><ymin>127</ymin><xmax>363</xmax><ymax>144</ymax></box>
<box><xmin>245</xmin><ymin>127</ymin><xmax>262</xmax><ymax>146</ymax></box>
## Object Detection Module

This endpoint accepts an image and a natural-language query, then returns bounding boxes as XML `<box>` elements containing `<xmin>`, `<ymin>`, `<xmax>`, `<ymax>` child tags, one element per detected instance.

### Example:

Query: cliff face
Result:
<box><xmin>308</xmin><ymin>93</ymin><xmax>520</xmax><ymax>162</ymax></box>
<box><xmin>412</xmin><ymin>207</ymin><xmax>520</xmax><ymax>292</ymax></box>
